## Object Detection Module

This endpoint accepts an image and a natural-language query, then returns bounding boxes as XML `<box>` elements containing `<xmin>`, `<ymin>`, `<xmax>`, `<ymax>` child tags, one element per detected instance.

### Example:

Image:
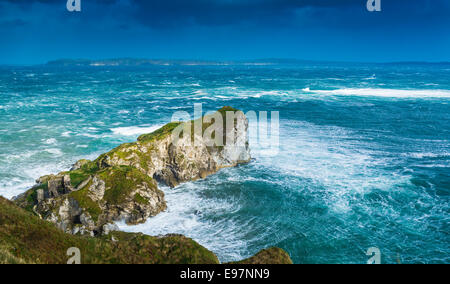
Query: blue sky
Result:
<box><xmin>0</xmin><ymin>0</ymin><xmax>449</xmax><ymax>64</ymax></box>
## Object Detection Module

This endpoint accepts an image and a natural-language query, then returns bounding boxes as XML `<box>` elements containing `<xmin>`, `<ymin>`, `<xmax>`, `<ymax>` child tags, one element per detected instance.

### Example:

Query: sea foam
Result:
<box><xmin>111</xmin><ymin>125</ymin><xmax>164</xmax><ymax>136</ymax></box>
<box><xmin>306</xmin><ymin>88</ymin><xmax>450</xmax><ymax>98</ymax></box>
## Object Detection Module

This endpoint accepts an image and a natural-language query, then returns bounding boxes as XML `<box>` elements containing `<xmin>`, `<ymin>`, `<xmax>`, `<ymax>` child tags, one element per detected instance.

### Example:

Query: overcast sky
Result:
<box><xmin>0</xmin><ymin>0</ymin><xmax>449</xmax><ymax>64</ymax></box>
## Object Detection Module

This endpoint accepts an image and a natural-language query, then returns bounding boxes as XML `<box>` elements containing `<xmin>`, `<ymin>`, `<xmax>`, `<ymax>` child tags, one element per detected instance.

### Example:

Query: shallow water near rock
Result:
<box><xmin>1</xmin><ymin>63</ymin><xmax>449</xmax><ymax>263</ymax></box>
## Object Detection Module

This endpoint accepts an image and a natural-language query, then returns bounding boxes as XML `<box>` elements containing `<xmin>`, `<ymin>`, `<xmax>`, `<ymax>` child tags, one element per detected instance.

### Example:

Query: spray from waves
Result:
<box><xmin>117</xmin><ymin>181</ymin><xmax>249</xmax><ymax>262</ymax></box>
<box><xmin>304</xmin><ymin>88</ymin><xmax>450</xmax><ymax>98</ymax></box>
<box><xmin>174</xmin><ymin>86</ymin><xmax>450</xmax><ymax>101</ymax></box>
<box><xmin>110</xmin><ymin>125</ymin><xmax>165</xmax><ymax>136</ymax></box>
<box><xmin>0</xmin><ymin>161</ymin><xmax>67</xmax><ymax>199</ymax></box>
<box><xmin>252</xmin><ymin>120</ymin><xmax>413</xmax><ymax>213</ymax></box>
<box><xmin>0</xmin><ymin>151</ymin><xmax>103</xmax><ymax>199</ymax></box>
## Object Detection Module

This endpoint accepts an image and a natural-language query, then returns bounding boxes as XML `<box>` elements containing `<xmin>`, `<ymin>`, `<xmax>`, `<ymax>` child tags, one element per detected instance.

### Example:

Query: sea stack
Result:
<box><xmin>14</xmin><ymin>107</ymin><xmax>251</xmax><ymax>236</ymax></box>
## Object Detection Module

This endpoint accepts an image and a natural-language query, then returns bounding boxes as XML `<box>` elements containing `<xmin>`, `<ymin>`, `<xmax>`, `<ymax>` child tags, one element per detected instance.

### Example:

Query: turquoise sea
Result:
<box><xmin>0</xmin><ymin>63</ymin><xmax>449</xmax><ymax>263</ymax></box>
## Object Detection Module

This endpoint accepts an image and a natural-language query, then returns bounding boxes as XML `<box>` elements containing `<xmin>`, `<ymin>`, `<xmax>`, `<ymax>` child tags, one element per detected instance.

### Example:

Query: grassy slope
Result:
<box><xmin>0</xmin><ymin>196</ymin><xmax>219</xmax><ymax>264</ymax></box>
<box><xmin>1</xmin><ymin>197</ymin><xmax>293</xmax><ymax>264</ymax></box>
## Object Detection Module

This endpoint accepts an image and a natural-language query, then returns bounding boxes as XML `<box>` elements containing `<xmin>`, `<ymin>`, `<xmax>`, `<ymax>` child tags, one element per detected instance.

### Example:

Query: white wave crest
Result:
<box><xmin>306</xmin><ymin>88</ymin><xmax>450</xmax><ymax>98</ymax></box>
<box><xmin>111</xmin><ymin>125</ymin><xmax>164</xmax><ymax>136</ymax></box>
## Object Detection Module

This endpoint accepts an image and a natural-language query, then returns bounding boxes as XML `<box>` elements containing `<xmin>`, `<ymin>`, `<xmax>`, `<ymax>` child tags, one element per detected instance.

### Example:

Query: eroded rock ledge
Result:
<box><xmin>14</xmin><ymin>107</ymin><xmax>251</xmax><ymax>236</ymax></box>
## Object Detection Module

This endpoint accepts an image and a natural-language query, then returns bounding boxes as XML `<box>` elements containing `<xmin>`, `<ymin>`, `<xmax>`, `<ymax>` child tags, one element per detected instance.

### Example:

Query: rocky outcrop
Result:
<box><xmin>14</xmin><ymin>107</ymin><xmax>251</xmax><ymax>236</ymax></box>
<box><xmin>15</xmin><ymin>166</ymin><xmax>166</xmax><ymax>236</ymax></box>
<box><xmin>97</xmin><ymin>106</ymin><xmax>251</xmax><ymax>187</ymax></box>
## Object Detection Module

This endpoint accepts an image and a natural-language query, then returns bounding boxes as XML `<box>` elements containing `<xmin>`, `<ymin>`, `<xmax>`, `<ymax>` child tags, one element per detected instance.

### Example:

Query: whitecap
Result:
<box><xmin>406</xmin><ymin>152</ymin><xmax>450</xmax><ymax>159</ymax></box>
<box><xmin>44</xmin><ymin>148</ymin><xmax>63</xmax><ymax>156</ymax></box>
<box><xmin>0</xmin><ymin>160</ymin><xmax>72</xmax><ymax>199</ymax></box>
<box><xmin>61</xmin><ymin>131</ymin><xmax>72</xmax><ymax>137</ymax></box>
<box><xmin>43</xmin><ymin>138</ymin><xmax>57</xmax><ymax>145</ymax></box>
<box><xmin>111</xmin><ymin>125</ymin><xmax>164</xmax><ymax>136</ymax></box>
<box><xmin>307</xmin><ymin>88</ymin><xmax>450</xmax><ymax>98</ymax></box>
<box><xmin>77</xmin><ymin>133</ymin><xmax>102</xmax><ymax>138</ymax></box>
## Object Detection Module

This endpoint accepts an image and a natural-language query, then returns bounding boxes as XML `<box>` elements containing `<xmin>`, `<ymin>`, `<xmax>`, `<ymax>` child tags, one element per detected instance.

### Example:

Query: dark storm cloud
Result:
<box><xmin>0</xmin><ymin>0</ymin><xmax>365</xmax><ymax>29</ymax></box>
<box><xmin>0</xmin><ymin>0</ymin><xmax>449</xmax><ymax>63</ymax></box>
<box><xmin>0</xmin><ymin>0</ymin><xmax>117</xmax><ymax>3</ymax></box>
<box><xmin>2</xmin><ymin>0</ymin><xmax>449</xmax><ymax>28</ymax></box>
<box><xmin>128</xmin><ymin>0</ymin><xmax>363</xmax><ymax>27</ymax></box>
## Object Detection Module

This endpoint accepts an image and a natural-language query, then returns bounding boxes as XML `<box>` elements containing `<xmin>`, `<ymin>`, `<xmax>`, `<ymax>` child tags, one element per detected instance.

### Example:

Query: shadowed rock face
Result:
<box><xmin>14</xmin><ymin>107</ymin><xmax>251</xmax><ymax>236</ymax></box>
<box><xmin>98</xmin><ymin>106</ymin><xmax>251</xmax><ymax>187</ymax></box>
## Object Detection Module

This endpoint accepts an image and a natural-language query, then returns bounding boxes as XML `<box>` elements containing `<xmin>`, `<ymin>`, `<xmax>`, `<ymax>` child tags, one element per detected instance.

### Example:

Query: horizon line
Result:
<box><xmin>1</xmin><ymin>57</ymin><xmax>450</xmax><ymax>67</ymax></box>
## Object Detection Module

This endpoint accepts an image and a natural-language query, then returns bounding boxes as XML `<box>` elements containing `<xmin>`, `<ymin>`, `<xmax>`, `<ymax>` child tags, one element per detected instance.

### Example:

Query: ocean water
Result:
<box><xmin>0</xmin><ymin>63</ymin><xmax>449</xmax><ymax>264</ymax></box>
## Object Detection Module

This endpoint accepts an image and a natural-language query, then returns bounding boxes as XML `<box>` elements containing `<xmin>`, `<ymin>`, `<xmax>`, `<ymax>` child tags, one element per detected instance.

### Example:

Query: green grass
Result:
<box><xmin>138</xmin><ymin>122</ymin><xmax>182</xmax><ymax>143</ymax></box>
<box><xmin>134</xmin><ymin>193</ymin><xmax>149</xmax><ymax>205</ymax></box>
<box><xmin>69</xmin><ymin>171</ymin><xmax>90</xmax><ymax>188</ymax></box>
<box><xmin>100</xmin><ymin>166</ymin><xmax>157</xmax><ymax>205</ymax></box>
<box><xmin>69</xmin><ymin>181</ymin><xmax>102</xmax><ymax>222</ymax></box>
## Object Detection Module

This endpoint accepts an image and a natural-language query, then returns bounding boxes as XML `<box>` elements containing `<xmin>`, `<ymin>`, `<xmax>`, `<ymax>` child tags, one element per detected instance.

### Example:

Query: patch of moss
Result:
<box><xmin>100</xmin><ymin>166</ymin><xmax>156</xmax><ymax>205</ymax></box>
<box><xmin>69</xmin><ymin>171</ymin><xmax>90</xmax><ymax>188</ymax></box>
<box><xmin>79</xmin><ymin>161</ymin><xmax>100</xmax><ymax>175</ymax></box>
<box><xmin>69</xmin><ymin>181</ymin><xmax>102</xmax><ymax>222</ymax></box>
<box><xmin>138</xmin><ymin>122</ymin><xmax>182</xmax><ymax>143</ymax></box>
<box><xmin>16</xmin><ymin>182</ymin><xmax>48</xmax><ymax>213</ymax></box>
<box><xmin>24</xmin><ymin>191</ymin><xmax>38</xmax><ymax>212</ymax></box>
<box><xmin>134</xmin><ymin>193</ymin><xmax>149</xmax><ymax>205</ymax></box>
<box><xmin>111</xmin><ymin>143</ymin><xmax>136</xmax><ymax>160</ymax></box>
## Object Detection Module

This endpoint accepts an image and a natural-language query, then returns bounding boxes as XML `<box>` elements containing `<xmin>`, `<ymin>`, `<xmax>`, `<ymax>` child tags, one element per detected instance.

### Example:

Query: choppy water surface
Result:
<box><xmin>0</xmin><ymin>63</ymin><xmax>449</xmax><ymax>263</ymax></box>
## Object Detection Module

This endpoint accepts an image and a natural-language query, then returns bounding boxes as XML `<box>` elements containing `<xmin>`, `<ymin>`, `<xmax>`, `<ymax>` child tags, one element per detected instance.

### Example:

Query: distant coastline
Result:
<box><xmin>45</xmin><ymin>58</ymin><xmax>280</xmax><ymax>67</ymax></box>
<box><xmin>42</xmin><ymin>58</ymin><xmax>450</xmax><ymax>67</ymax></box>
<box><xmin>1</xmin><ymin>58</ymin><xmax>449</xmax><ymax>67</ymax></box>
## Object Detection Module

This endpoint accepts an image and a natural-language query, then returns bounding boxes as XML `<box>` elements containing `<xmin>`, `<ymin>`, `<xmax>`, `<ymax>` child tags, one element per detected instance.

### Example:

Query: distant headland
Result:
<box><xmin>44</xmin><ymin>58</ymin><xmax>450</xmax><ymax>67</ymax></box>
<box><xmin>45</xmin><ymin>58</ymin><xmax>280</xmax><ymax>67</ymax></box>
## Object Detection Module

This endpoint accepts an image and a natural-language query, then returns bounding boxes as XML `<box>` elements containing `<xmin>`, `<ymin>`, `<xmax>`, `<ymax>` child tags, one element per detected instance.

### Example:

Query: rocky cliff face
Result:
<box><xmin>14</xmin><ymin>107</ymin><xmax>251</xmax><ymax>236</ymax></box>
<box><xmin>97</xmin><ymin>106</ymin><xmax>251</xmax><ymax>187</ymax></box>
<box><xmin>15</xmin><ymin>166</ymin><xmax>166</xmax><ymax>236</ymax></box>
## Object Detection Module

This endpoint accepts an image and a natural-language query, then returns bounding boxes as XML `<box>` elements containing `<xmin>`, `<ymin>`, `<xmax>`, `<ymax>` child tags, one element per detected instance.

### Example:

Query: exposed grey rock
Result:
<box><xmin>37</xmin><ymin>189</ymin><xmax>45</xmax><ymax>203</ymax></box>
<box><xmin>63</xmin><ymin>175</ymin><xmax>75</xmax><ymax>192</ymax></box>
<box><xmin>48</xmin><ymin>178</ymin><xmax>64</xmax><ymax>198</ymax></box>
<box><xmin>102</xmin><ymin>223</ymin><xmax>120</xmax><ymax>235</ymax></box>
<box><xmin>98</xmin><ymin>107</ymin><xmax>251</xmax><ymax>187</ymax></box>
<box><xmin>87</xmin><ymin>176</ymin><xmax>105</xmax><ymax>202</ymax></box>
